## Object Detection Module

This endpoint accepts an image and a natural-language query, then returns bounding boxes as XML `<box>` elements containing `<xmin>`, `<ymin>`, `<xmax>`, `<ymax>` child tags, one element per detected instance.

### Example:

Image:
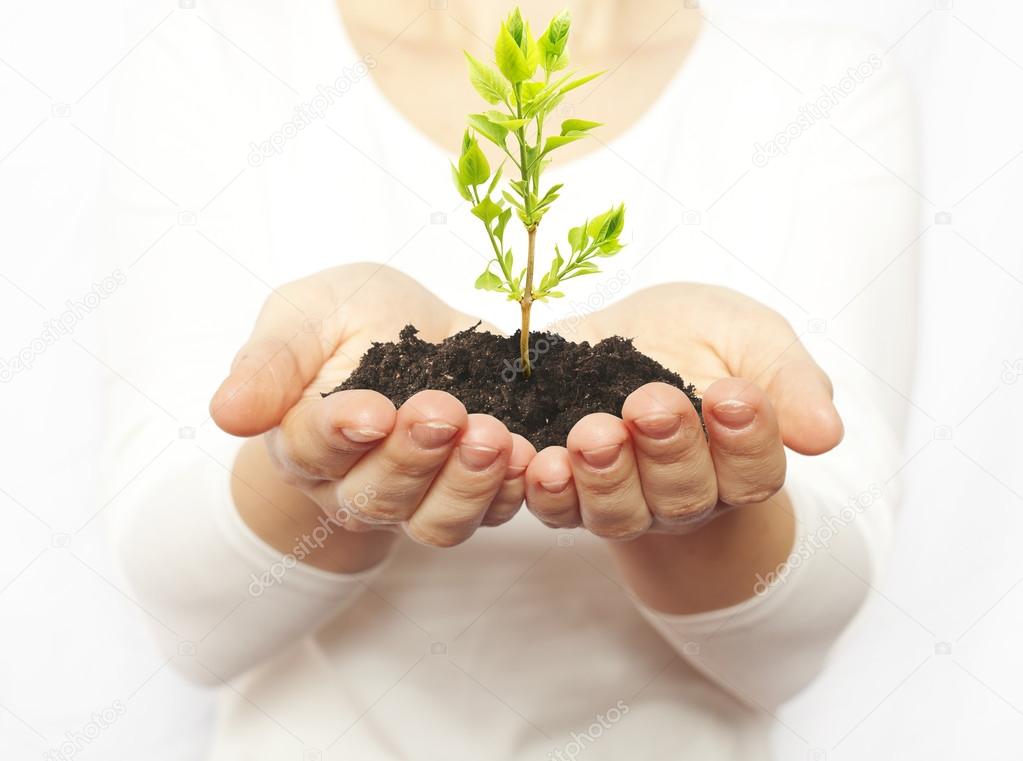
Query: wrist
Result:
<box><xmin>607</xmin><ymin>490</ymin><xmax>796</xmax><ymax>615</ymax></box>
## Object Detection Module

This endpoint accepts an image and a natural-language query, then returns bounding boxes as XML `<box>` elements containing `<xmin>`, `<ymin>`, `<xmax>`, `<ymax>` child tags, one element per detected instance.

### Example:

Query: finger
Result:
<box><xmin>567</xmin><ymin>414</ymin><xmax>651</xmax><ymax>540</ymax></box>
<box><xmin>703</xmin><ymin>378</ymin><xmax>787</xmax><ymax>507</ymax></box>
<box><xmin>621</xmin><ymin>382</ymin><xmax>718</xmax><ymax>525</ymax></box>
<box><xmin>481</xmin><ymin>434</ymin><xmax>536</xmax><ymax>527</ymax></box>
<box><xmin>524</xmin><ymin>446</ymin><xmax>580</xmax><ymax>529</ymax></box>
<box><xmin>766</xmin><ymin>356</ymin><xmax>843</xmax><ymax>454</ymax></box>
<box><xmin>739</xmin><ymin>316</ymin><xmax>842</xmax><ymax>455</ymax></box>
<box><xmin>337</xmin><ymin>390</ymin><xmax>467</xmax><ymax>524</ymax></box>
<box><xmin>405</xmin><ymin>414</ymin><xmax>513</xmax><ymax>547</ymax></box>
<box><xmin>211</xmin><ymin>280</ymin><xmax>338</xmax><ymax>437</ymax></box>
<box><xmin>268</xmin><ymin>390</ymin><xmax>397</xmax><ymax>483</ymax></box>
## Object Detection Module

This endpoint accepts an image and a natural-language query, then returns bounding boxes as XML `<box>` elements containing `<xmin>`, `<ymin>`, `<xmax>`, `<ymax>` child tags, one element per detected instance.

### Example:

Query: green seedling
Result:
<box><xmin>451</xmin><ymin>7</ymin><xmax>626</xmax><ymax>378</ymax></box>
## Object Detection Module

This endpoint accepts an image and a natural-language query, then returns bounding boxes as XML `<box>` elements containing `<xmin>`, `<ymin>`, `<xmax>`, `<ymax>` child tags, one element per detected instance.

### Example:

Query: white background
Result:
<box><xmin>1</xmin><ymin>1</ymin><xmax>1021</xmax><ymax>759</ymax></box>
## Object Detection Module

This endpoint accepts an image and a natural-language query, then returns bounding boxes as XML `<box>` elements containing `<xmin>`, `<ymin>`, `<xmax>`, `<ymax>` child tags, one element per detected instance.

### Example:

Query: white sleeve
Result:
<box><xmin>98</xmin><ymin>8</ymin><xmax>380</xmax><ymax>686</ymax></box>
<box><xmin>634</xmin><ymin>47</ymin><xmax>920</xmax><ymax>708</ymax></box>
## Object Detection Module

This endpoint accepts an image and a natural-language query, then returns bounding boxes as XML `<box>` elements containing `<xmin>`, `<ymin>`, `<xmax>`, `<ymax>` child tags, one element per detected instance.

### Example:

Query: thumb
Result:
<box><xmin>210</xmin><ymin>290</ymin><xmax>330</xmax><ymax>437</ymax></box>
<box><xmin>765</xmin><ymin>356</ymin><xmax>844</xmax><ymax>455</ymax></box>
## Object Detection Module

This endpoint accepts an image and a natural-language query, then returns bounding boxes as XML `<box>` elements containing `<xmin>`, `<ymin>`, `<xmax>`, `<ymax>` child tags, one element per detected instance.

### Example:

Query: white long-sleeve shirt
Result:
<box><xmin>102</xmin><ymin>2</ymin><xmax>919</xmax><ymax>759</ymax></box>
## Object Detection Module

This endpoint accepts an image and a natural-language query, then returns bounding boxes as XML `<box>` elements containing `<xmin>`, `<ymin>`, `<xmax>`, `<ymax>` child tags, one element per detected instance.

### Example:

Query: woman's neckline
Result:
<box><xmin>326</xmin><ymin>0</ymin><xmax>707</xmax><ymax>177</ymax></box>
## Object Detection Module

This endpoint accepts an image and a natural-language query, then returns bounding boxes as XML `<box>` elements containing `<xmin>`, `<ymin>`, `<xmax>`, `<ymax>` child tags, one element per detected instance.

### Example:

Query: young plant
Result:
<box><xmin>451</xmin><ymin>7</ymin><xmax>626</xmax><ymax>378</ymax></box>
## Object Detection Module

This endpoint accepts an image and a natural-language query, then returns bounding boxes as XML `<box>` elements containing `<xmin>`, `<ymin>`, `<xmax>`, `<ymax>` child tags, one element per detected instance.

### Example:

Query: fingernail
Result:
<box><xmin>579</xmin><ymin>443</ymin><xmax>622</xmax><ymax>469</ymax></box>
<box><xmin>459</xmin><ymin>443</ymin><xmax>500</xmax><ymax>470</ymax></box>
<box><xmin>633</xmin><ymin>413</ymin><xmax>682</xmax><ymax>439</ymax></box>
<box><xmin>410</xmin><ymin>421</ymin><xmax>459</xmax><ymax>448</ymax></box>
<box><xmin>341</xmin><ymin>427</ymin><xmax>387</xmax><ymax>443</ymax></box>
<box><xmin>713</xmin><ymin>400</ymin><xmax>756</xmax><ymax>430</ymax></box>
<box><xmin>505</xmin><ymin>464</ymin><xmax>527</xmax><ymax>479</ymax></box>
<box><xmin>540</xmin><ymin>477</ymin><xmax>571</xmax><ymax>493</ymax></box>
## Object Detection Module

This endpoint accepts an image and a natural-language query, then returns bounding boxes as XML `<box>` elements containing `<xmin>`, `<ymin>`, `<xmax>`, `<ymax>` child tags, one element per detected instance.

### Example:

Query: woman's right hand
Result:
<box><xmin>210</xmin><ymin>264</ymin><xmax>535</xmax><ymax>563</ymax></box>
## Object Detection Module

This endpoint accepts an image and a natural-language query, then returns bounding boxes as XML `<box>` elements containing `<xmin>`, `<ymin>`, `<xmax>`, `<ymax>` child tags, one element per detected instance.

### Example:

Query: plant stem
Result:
<box><xmin>519</xmin><ymin>225</ymin><xmax>536</xmax><ymax>378</ymax></box>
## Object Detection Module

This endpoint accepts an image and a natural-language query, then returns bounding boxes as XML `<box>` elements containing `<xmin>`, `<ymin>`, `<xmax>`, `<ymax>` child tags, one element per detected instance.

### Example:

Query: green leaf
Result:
<box><xmin>495</xmin><ymin>22</ymin><xmax>532</xmax><ymax>83</ymax></box>
<box><xmin>560</xmin><ymin>118</ymin><xmax>602</xmax><ymax>134</ymax></box>
<box><xmin>486</xmin><ymin>161</ymin><xmax>505</xmax><ymax>198</ymax></box>
<box><xmin>471</xmin><ymin>196</ymin><xmax>503</xmax><ymax>225</ymax></box>
<box><xmin>494</xmin><ymin>207</ymin><xmax>512</xmax><ymax>242</ymax></box>
<box><xmin>464</xmin><ymin>52</ymin><xmax>510</xmax><ymax>105</ymax></box>
<box><xmin>467</xmin><ymin>113</ymin><xmax>508</xmax><ymax>149</ymax></box>
<box><xmin>475</xmin><ymin>267</ymin><xmax>505</xmax><ymax>292</ymax></box>
<box><xmin>506</xmin><ymin>8</ymin><xmax>525</xmax><ymax>44</ymax></box>
<box><xmin>484</xmin><ymin>111</ymin><xmax>528</xmax><ymax>130</ymax></box>
<box><xmin>539</xmin><ymin>10</ymin><xmax>571</xmax><ymax>73</ymax></box>
<box><xmin>450</xmin><ymin>162</ymin><xmax>472</xmax><ymax>201</ymax></box>
<box><xmin>458</xmin><ymin>138</ymin><xmax>491</xmax><ymax>186</ymax></box>
<box><xmin>568</xmin><ymin>224</ymin><xmax>588</xmax><ymax>253</ymax></box>
<box><xmin>542</xmin><ymin>133</ymin><xmax>584</xmax><ymax>153</ymax></box>
<box><xmin>585</xmin><ymin>205</ymin><xmax>625</xmax><ymax>242</ymax></box>
<box><xmin>603</xmin><ymin>203</ymin><xmax>626</xmax><ymax>239</ymax></box>
<box><xmin>559</xmin><ymin>70</ymin><xmax>605</xmax><ymax>95</ymax></box>
<box><xmin>502</xmin><ymin>190</ymin><xmax>526</xmax><ymax>213</ymax></box>
<box><xmin>549</xmin><ymin>244</ymin><xmax>564</xmax><ymax>279</ymax></box>
<box><xmin>594</xmin><ymin>240</ymin><xmax>624</xmax><ymax>257</ymax></box>
<box><xmin>519</xmin><ymin>80</ymin><xmax>546</xmax><ymax>108</ymax></box>
<box><xmin>568</xmin><ymin>261</ymin><xmax>600</xmax><ymax>277</ymax></box>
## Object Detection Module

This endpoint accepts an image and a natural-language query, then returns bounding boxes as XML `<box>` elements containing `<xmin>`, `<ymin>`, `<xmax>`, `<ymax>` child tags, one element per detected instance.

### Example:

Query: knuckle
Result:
<box><xmin>657</xmin><ymin>484</ymin><xmax>719</xmax><ymax>522</ymax></box>
<box><xmin>719</xmin><ymin>470</ymin><xmax>785</xmax><ymax>506</ymax></box>
<box><xmin>583</xmin><ymin>501</ymin><xmax>651</xmax><ymax>539</ymax></box>
<box><xmin>586</xmin><ymin>515</ymin><xmax>650</xmax><ymax>541</ymax></box>
<box><xmin>481</xmin><ymin>504</ymin><xmax>520</xmax><ymax>527</ymax></box>
<box><xmin>530</xmin><ymin>505</ymin><xmax>580</xmax><ymax>528</ymax></box>
<box><xmin>721</xmin><ymin>488</ymin><xmax>777</xmax><ymax>506</ymax></box>
<box><xmin>406</xmin><ymin>518</ymin><xmax>472</xmax><ymax>548</ymax></box>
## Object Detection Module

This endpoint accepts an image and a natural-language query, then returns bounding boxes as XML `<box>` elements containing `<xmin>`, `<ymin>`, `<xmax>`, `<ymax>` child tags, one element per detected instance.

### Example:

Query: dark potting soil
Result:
<box><xmin>326</xmin><ymin>324</ymin><xmax>702</xmax><ymax>451</ymax></box>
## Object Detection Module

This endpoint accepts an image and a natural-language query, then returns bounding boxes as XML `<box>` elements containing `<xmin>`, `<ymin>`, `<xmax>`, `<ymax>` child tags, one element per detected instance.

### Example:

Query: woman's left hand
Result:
<box><xmin>523</xmin><ymin>283</ymin><xmax>844</xmax><ymax>539</ymax></box>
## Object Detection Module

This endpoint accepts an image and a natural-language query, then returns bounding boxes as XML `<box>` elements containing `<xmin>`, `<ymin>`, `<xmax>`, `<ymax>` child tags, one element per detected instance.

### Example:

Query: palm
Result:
<box><xmin>549</xmin><ymin>283</ymin><xmax>839</xmax><ymax>455</ymax></box>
